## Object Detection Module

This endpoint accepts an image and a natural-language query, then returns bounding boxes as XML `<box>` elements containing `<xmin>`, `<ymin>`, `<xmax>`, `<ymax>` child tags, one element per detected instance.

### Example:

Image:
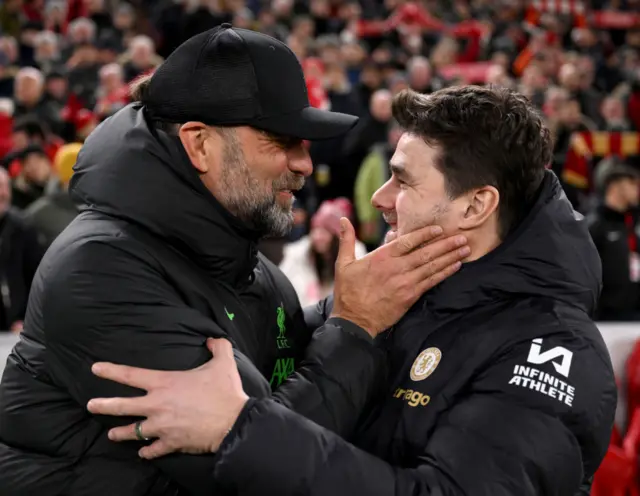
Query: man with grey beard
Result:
<box><xmin>0</xmin><ymin>25</ymin><xmax>468</xmax><ymax>496</ymax></box>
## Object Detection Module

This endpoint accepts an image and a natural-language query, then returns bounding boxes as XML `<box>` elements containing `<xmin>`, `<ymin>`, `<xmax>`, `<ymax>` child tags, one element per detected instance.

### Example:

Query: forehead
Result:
<box><xmin>391</xmin><ymin>132</ymin><xmax>440</xmax><ymax>170</ymax></box>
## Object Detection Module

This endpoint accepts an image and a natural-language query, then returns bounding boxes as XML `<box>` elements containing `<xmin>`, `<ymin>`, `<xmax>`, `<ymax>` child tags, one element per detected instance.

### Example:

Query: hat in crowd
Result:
<box><xmin>144</xmin><ymin>24</ymin><xmax>358</xmax><ymax>140</ymax></box>
<box><xmin>595</xmin><ymin>157</ymin><xmax>640</xmax><ymax>193</ymax></box>
<box><xmin>54</xmin><ymin>143</ymin><xmax>82</xmax><ymax>186</ymax></box>
<box><xmin>18</xmin><ymin>144</ymin><xmax>48</xmax><ymax>161</ymax></box>
<box><xmin>311</xmin><ymin>198</ymin><xmax>354</xmax><ymax>236</ymax></box>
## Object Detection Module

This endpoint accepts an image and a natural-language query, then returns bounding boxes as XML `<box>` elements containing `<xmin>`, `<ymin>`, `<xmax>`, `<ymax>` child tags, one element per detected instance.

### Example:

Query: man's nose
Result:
<box><xmin>287</xmin><ymin>144</ymin><xmax>313</xmax><ymax>178</ymax></box>
<box><xmin>372</xmin><ymin>179</ymin><xmax>394</xmax><ymax>211</ymax></box>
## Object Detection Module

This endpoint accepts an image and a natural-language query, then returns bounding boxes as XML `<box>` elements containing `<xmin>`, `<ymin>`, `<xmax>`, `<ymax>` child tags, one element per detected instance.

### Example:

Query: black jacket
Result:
<box><xmin>0</xmin><ymin>104</ymin><xmax>385</xmax><ymax>495</ymax></box>
<box><xmin>587</xmin><ymin>204</ymin><xmax>640</xmax><ymax>320</ymax></box>
<box><xmin>211</xmin><ymin>173</ymin><xmax>617</xmax><ymax>496</ymax></box>
<box><xmin>0</xmin><ymin>209</ymin><xmax>44</xmax><ymax>330</ymax></box>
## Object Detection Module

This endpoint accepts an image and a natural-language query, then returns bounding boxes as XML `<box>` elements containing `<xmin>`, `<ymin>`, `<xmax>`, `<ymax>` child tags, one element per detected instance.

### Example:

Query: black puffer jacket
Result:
<box><xmin>0</xmin><ymin>104</ymin><xmax>385</xmax><ymax>495</ymax></box>
<box><xmin>211</xmin><ymin>172</ymin><xmax>617</xmax><ymax>496</ymax></box>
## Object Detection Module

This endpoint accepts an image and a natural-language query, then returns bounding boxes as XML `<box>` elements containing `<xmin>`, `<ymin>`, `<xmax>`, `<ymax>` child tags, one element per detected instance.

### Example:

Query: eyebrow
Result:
<box><xmin>390</xmin><ymin>162</ymin><xmax>412</xmax><ymax>181</ymax></box>
<box><xmin>259</xmin><ymin>130</ymin><xmax>302</xmax><ymax>148</ymax></box>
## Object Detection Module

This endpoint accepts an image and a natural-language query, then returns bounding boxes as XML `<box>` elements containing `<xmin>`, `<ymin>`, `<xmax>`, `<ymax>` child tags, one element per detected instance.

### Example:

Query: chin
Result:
<box><xmin>384</xmin><ymin>229</ymin><xmax>399</xmax><ymax>244</ymax></box>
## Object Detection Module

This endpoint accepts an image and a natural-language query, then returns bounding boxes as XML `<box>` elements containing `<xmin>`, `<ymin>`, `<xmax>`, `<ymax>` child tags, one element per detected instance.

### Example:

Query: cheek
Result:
<box><xmin>252</xmin><ymin>153</ymin><xmax>289</xmax><ymax>182</ymax></box>
<box><xmin>395</xmin><ymin>190</ymin><xmax>420</xmax><ymax>230</ymax></box>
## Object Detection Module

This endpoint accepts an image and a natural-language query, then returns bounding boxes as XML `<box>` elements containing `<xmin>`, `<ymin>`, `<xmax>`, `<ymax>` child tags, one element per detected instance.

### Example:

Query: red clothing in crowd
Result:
<box><xmin>0</xmin><ymin>115</ymin><xmax>13</xmax><ymax>160</ymax></box>
<box><xmin>629</xmin><ymin>91</ymin><xmax>640</xmax><ymax>133</ymax></box>
<box><xmin>96</xmin><ymin>86</ymin><xmax>131</xmax><ymax>118</ymax></box>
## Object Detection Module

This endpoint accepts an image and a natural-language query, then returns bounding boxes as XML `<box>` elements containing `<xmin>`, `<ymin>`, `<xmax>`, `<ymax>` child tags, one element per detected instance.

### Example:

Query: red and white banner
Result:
<box><xmin>530</xmin><ymin>0</ymin><xmax>586</xmax><ymax>15</ymax></box>
<box><xmin>439</xmin><ymin>61</ymin><xmax>494</xmax><ymax>84</ymax></box>
<box><xmin>591</xmin><ymin>10</ymin><xmax>640</xmax><ymax>29</ymax></box>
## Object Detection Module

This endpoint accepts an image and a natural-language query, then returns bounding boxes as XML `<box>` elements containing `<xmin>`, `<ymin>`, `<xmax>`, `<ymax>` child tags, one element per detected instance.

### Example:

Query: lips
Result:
<box><xmin>383</xmin><ymin>214</ymin><xmax>397</xmax><ymax>229</ymax></box>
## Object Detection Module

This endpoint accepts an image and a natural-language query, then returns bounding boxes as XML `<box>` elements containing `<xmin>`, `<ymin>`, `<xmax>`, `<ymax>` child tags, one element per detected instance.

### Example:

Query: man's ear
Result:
<box><xmin>458</xmin><ymin>186</ymin><xmax>500</xmax><ymax>231</ymax></box>
<box><xmin>178</xmin><ymin>122</ymin><xmax>214</xmax><ymax>174</ymax></box>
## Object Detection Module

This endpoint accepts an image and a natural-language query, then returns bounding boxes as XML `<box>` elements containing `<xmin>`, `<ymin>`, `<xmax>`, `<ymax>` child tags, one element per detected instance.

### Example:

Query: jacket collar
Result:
<box><xmin>70</xmin><ymin>104</ymin><xmax>259</xmax><ymax>287</ymax></box>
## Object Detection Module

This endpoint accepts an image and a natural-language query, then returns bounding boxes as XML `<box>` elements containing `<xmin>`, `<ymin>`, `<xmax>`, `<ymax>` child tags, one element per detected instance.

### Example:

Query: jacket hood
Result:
<box><xmin>426</xmin><ymin>171</ymin><xmax>602</xmax><ymax>317</ymax></box>
<box><xmin>69</xmin><ymin>103</ymin><xmax>259</xmax><ymax>287</ymax></box>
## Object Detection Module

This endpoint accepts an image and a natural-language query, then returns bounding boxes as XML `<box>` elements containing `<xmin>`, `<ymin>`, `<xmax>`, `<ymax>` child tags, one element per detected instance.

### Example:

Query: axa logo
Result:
<box><xmin>527</xmin><ymin>338</ymin><xmax>573</xmax><ymax>378</ymax></box>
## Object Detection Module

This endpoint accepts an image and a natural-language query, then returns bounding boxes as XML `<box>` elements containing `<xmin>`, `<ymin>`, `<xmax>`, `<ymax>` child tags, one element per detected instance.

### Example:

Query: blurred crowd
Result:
<box><xmin>0</xmin><ymin>0</ymin><xmax>639</xmax><ymax>331</ymax></box>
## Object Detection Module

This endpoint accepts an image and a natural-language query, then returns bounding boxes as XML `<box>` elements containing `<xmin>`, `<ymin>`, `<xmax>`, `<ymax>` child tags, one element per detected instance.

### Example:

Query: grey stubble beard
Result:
<box><xmin>218</xmin><ymin>130</ymin><xmax>303</xmax><ymax>238</ymax></box>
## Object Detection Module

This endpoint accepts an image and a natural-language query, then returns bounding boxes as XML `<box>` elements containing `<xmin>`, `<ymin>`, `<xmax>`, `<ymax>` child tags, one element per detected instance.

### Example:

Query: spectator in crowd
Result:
<box><xmin>13</xmin><ymin>67</ymin><xmax>62</xmax><ymax>134</ymax></box>
<box><xmin>407</xmin><ymin>55</ymin><xmax>438</xmax><ymax>93</ymax></box>
<box><xmin>0</xmin><ymin>99</ymin><xmax>14</xmax><ymax>158</ymax></box>
<box><xmin>4</xmin><ymin>116</ymin><xmax>62</xmax><ymax>178</ymax></box>
<box><xmin>0</xmin><ymin>167</ymin><xmax>44</xmax><ymax>333</ymax></box>
<box><xmin>279</xmin><ymin>198</ymin><xmax>366</xmax><ymax>307</ymax></box>
<box><xmin>94</xmin><ymin>62</ymin><xmax>128</xmax><ymax>119</ymax></box>
<box><xmin>66</xmin><ymin>42</ymin><xmax>101</xmax><ymax>108</ymax></box>
<box><xmin>518</xmin><ymin>64</ymin><xmax>548</xmax><ymax>109</ymax></box>
<box><xmin>601</xmin><ymin>95</ymin><xmax>634</xmax><ymax>131</ymax></box>
<box><xmin>111</xmin><ymin>2</ymin><xmax>136</xmax><ymax>49</ymax></box>
<box><xmin>23</xmin><ymin>142</ymin><xmax>81</xmax><ymax>247</ymax></box>
<box><xmin>85</xmin><ymin>0</ymin><xmax>116</xmax><ymax>41</ymax></box>
<box><xmin>0</xmin><ymin>0</ymin><xmax>23</xmax><ymax>39</ymax></box>
<box><xmin>64</xmin><ymin>17</ymin><xmax>97</xmax><ymax>58</ymax></box>
<box><xmin>10</xmin><ymin>144</ymin><xmax>60</xmax><ymax>210</ymax></box>
<box><xmin>342</xmin><ymin>88</ymin><xmax>393</xmax><ymax>175</ymax></box>
<box><xmin>119</xmin><ymin>34</ymin><xmax>161</xmax><ymax>82</ymax></box>
<box><xmin>549</xmin><ymin>97</ymin><xmax>593</xmax><ymax>178</ymax></box>
<box><xmin>43</xmin><ymin>69</ymin><xmax>68</xmax><ymax>107</ymax></box>
<box><xmin>0</xmin><ymin>52</ymin><xmax>16</xmax><ymax>99</ymax></box>
<box><xmin>588</xmin><ymin>160</ymin><xmax>640</xmax><ymax>321</ymax></box>
<box><xmin>33</xmin><ymin>29</ymin><xmax>62</xmax><ymax>74</ymax></box>
<box><xmin>43</xmin><ymin>1</ymin><xmax>67</xmax><ymax>35</ymax></box>
<box><xmin>558</xmin><ymin>62</ymin><xmax>603</xmax><ymax>127</ymax></box>
<box><xmin>354</xmin><ymin>119</ymin><xmax>402</xmax><ymax>249</ymax></box>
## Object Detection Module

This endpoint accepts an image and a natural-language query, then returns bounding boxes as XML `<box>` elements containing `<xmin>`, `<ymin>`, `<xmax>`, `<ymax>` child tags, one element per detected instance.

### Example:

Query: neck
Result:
<box><xmin>605</xmin><ymin>192</ymin><xmax>628</xmax><ymax>213</ymax></box>
<box><xmin>462</xmin><ymin>227</ymin><xmax>502</xmax><ymax>263</ymax></box>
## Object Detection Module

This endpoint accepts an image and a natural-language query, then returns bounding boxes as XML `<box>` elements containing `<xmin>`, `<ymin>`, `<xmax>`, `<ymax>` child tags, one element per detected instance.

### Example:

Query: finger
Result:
<box><xmin>415</xmin><ymin>260</ymin><xmax>463</xmax><ymax>296</ymax></box>
<box><xmin>87</xmin><ymin>395</ymin><xmax>152</xmax><ymax>417</ymax></box>
<box><xmin>107</xmin><ymin>422</ymin><xmax>145</xmax><ymax>442</ymax></box>
<box><xmin>335</xmin><ymin>217</ymin><xmax>356</xmax><ymax>267</ymax></box>
<box><xmin>109</xmin><ymin>418</ymin><xmax>159</xmax><ymax>443</ymax></box>
<box><xmin>92</xmin><ymin>362</ymin><xmax>163</xmax><ymax>391</ymax></box>
<box><xmin>210</xmin><ymin>338</ymin><xmax>234</xmax><ymax>361</ymax></box>
<box><xmin>388</xmin><ymin>225</ymin><xmax>444</xmax><ymax>256</ymax></box>
<box><xmin>404</xmin><ymin>235</ymin><xmax>468</xmax><ymax>271</ymax></box>
<box><xmin>206</xmin><ymin>338</ymin><xmax>216</xmax><ymax>354</ymax></box>
<box><xmin>411</xmin><ymin>245</ymin><xmax>469</xmax><ymax>283</ymax></box>
<box><xmin>139</xmin><ymin>439</ymin><xmax>175</xmax><ymax>459</ymax></box>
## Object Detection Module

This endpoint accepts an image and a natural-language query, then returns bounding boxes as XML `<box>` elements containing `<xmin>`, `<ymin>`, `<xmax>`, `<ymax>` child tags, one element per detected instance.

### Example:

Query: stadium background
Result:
<box><xmin>0</xmin><ymin>0</ymin><xmax>639</xmax><ymax>493</ymax></box>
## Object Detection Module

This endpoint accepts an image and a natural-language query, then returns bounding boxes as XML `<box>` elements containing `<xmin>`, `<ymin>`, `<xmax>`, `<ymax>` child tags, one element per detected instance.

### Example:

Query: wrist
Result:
<box><xmin>212</xmin><ymin>394</ymin><xmax>250</xmax><ymax>453</ymax></box>
<box><xmin>328</xmin><ymin>313</ymin><xmax>376</xmax><ymax>339</ymax></box>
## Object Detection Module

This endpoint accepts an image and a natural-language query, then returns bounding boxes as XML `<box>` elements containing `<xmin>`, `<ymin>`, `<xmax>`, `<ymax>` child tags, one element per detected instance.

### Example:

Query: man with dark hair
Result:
<box><xmin>0</xmin><ymin>26</ymin><xmax>467</xmax><ymax>496</ymax></box>
<box><xmin>89</xmin><ymin>85</ymin><xmax>616</xmax><ymax>496</ymax></box>
<box><xmin>10</xmin><ymin>144</ymin><xmax>60</xmax><ymax>209</ymax></box>
<box><xmin>11</xmin><ymin>115</ymin><xmax>47</xmax><ymax>148</ymax></box>
<box><xmin>0</xmin><ymin>167</ymin><xmax>44</xmax><ymax>333</ymax></box>
<box><xmin>587</xmin><ymin>159</ymin><xmax>640</xmax><ymax>320</ymax></box>
<box><xmin>6</xmin><ymin>115</ymin><xmax>61</xmax><ymax>166</ymax></box>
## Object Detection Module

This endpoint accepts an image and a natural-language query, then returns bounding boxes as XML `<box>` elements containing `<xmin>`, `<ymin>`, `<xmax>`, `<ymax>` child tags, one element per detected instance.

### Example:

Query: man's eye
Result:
<box><xmin>278</xmin><ymin>137</ymin><xmax>303</xmax><ymax>149</ymax></box>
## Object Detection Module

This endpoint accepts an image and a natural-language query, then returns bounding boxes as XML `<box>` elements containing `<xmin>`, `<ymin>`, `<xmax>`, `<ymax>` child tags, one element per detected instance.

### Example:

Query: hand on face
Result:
<box><xmin>87</xmin><ymin>339</ymin><xmax>248</xmax><ymax>459</ymax></box>
<box><xmin>330</xmin><ymin>218</ymin><xmax>469</xmax><ymax>337</ymax></box>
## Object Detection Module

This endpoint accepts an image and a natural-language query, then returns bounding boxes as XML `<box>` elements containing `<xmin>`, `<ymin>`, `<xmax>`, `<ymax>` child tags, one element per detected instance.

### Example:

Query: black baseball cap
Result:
<box><xmin>145</xmin><ymin>24</ymin><xmax>358</xmax><ymax>140</ymax></box>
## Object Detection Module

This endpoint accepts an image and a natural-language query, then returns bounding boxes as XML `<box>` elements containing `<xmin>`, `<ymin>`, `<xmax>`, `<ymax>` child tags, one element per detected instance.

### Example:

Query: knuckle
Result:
<box><xmin>426</xmin><ymin>259</ymin><xmax>438</xmax><ymax>275</ymax></box>
<box><xmin>397</xmin><ymin>237</ymin><xmax>413</xmax><ymax>253</ymax></box>
<box><xmin>418</xmin><ymin>249</ymin><xmax>433</xmax><ymax>266</ymax></box>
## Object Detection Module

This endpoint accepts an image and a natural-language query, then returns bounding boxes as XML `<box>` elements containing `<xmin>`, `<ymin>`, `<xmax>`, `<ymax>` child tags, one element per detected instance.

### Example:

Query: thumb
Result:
<box><xmin>336</xmin><ymin>217</ymin><xmax>356</xmax><ymax>266</ymax></box>
<box><xmin>206</xmin><ymin>338</ymin><xmax>216</xmax><ymax>354</ymax></box>
<box><xmin>208</xmin><ymin>338</ymin><xmax>234</xmax><ymax>360</ymax></box>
